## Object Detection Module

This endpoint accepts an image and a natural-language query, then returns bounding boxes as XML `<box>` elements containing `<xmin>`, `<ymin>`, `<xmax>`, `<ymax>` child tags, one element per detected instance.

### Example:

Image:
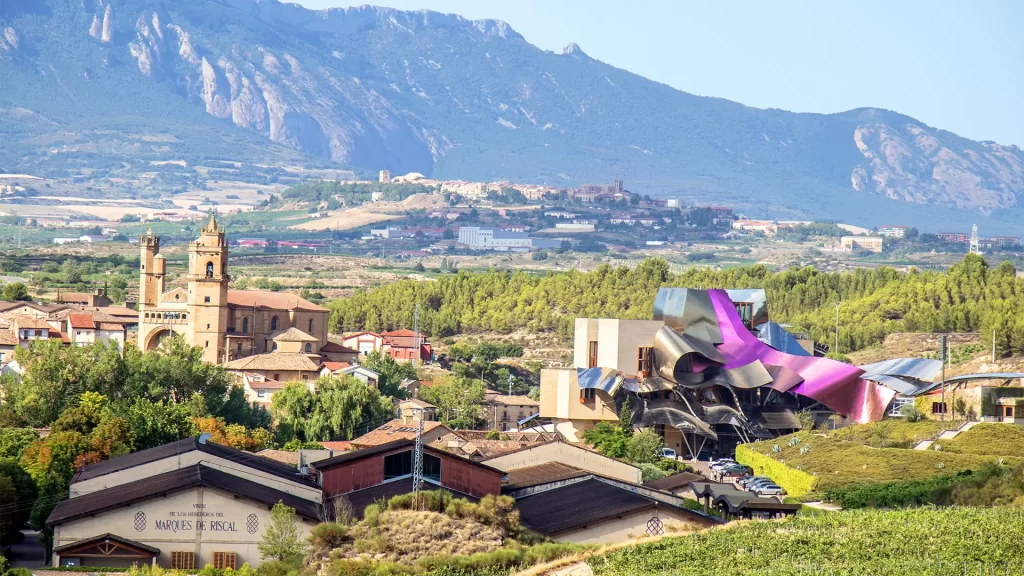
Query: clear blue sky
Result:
<box><xmin>294</xmin><ymin>0</ymin><xmax>1024</xmax><ymax>148</ymax></box>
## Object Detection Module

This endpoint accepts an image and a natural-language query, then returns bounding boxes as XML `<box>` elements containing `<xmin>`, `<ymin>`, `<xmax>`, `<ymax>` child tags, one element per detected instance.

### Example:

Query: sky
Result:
<box><xmin>294</xmin><ymin>0</ymin><xmax>1024</xmax><ymax>147</ymax></box>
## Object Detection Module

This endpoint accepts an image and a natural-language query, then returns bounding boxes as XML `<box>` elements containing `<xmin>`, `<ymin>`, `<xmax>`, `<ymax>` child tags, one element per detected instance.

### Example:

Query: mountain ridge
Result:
<box><xmin>1</xmin><ymin>0</ymin><xmax>1023</xmax><ymax>232</ymax></box>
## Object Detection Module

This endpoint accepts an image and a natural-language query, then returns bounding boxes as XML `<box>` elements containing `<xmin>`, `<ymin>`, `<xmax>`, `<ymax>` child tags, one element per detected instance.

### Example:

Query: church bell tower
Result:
<box><xmin>187</xmin><ymin>214</ymin><xmax>230</xmax><ymax>364</ymax></box>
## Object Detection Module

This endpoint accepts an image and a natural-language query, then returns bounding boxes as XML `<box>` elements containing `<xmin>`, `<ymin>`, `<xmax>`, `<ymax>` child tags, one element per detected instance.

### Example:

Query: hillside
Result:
<box><xmin>2</xmin><ymin>0</ymin><xmax>1024</xmax><ymax>231</ymax></box>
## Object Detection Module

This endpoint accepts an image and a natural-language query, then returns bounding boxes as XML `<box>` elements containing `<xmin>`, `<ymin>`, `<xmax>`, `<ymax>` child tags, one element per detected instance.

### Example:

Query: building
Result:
<box><xmin>381</xmin><ymin>328</ymin><xmax>431</xmax><ymax>363</ymax></box>
<box><xmin>878</xmin><ymin>225</ymin><xmax>907</xmax><ymax>238</ymax></box>
<box><xmin>554</xmin><ymin>222</ymin><xmax>596</xmax><ymax>232</ymax></box>
<box><xmin>731</xmin><ymin>220</ymin><xmax>776</xmax><ymax>235</ymax></box>
<box><xmin>137</xmin><ymin>216</ymin><xmax>329</xmax><ymax>364</ymax></box>
<box><xmin>56</xmin><ymin>290</ymin><xmax>113</xmax><ymax>307</ymax></box>
<box><xmin>379</xmin><ymin>170</ymin><xmax>391</xmax><ymax>184</ymax></box>
<box><xmin>481</xmin><ymin>392</ymin><xmax>540</xmax><ymax>431</ymax></box>
<box><xmin>481</xmin><ymin>440</ymin><xmax>642</xmax><ymax>484</ymax></box>
<box><xmin>981</xmin><ymin>236</ymin><xmax>1021</xmax><ymax>250</ymax></box>
<box><xmin>349</xmin><ymin>418</ymin><xmax>452</xmax><ymax>449</ymax></box>
<box><xmin>457</xmin><ymin>227</ymin><xmax>532</xmax><ymax>252</ymax></box>
<box><xmin>48</xmin><ymin>436</ymin><xmax>322</xmax><ymax>569</ymax></box>
<box><xmin>237</xmin><ymin>372</ymin><xmax>290</xmax><ymax>405</ymax></box>
<box><xmin>397</xmin><ymin>398</ymin><xmax>437</xmax><ymax>421</ymax></box>
<box><xmin>313</xmin><ymin>439</ymin><xmax>502</xmax><ymax>517</ymax></box>
<box><xmin>319</xmin><ymin>363</ymin><xmax>380</xmax><ymax>388</ymax></box>
<box><xmin>57</xmin><ymin>312</ymin><xmax>127</xmax><ymax>348</ymax></box>
<box><xmin>840</xmin><ymin>235</ymin><xmax>883</xmax><ymax>253</ymax></box>
<box><xmin>937</xmin><ymin>232</ymin><xmax>970</xmax><ymax>243</ymax></box>
<box><xmin>341</xmin><ymin>331</ymin><xmax>384</xmax><ymax>356</ymax></box>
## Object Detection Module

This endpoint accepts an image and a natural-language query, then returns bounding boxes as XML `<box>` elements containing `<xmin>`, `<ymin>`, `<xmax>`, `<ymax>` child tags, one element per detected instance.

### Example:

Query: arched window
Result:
<box><xmin>242</xmin><ymin>317</ymin><xmax>249</xmax><ymax>334</ymax></box>
<box><xmin>271</xmin><ymin>316</ymin><xmax>279</xmax><ymax>331</ymax></box>
<box><xmin>206</xmin><ymin>262</ymin><xmax>214</xmax><ymax>278</ymax></box>
<box><xmin>308</xmin><ymin>318</ymin><xmax>314</xmax><ymax>332</ymax></box>
<box><xmin>304</xmin><ymin>343</ymin><xmax>312</xmax><ymax>353</ymax></box>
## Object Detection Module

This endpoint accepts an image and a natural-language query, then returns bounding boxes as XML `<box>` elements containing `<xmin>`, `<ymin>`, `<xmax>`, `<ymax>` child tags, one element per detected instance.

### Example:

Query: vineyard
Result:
<box><xmin>588</xmin><ymin>507</ymin><xmax>1024</xmax><ymax>576</ymax></box>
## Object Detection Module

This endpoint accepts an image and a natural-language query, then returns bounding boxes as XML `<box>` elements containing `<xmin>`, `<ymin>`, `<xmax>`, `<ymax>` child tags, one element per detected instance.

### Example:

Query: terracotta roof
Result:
<box><xmin>271</xmin><ymin>327</ymin><xmax>319</xmax><ymax>342</ymax></box>
<box><xmin>313</xmin><ymin>438</ymin><xmax>502</xmax><ymax>474</ymax></box>
<box><xmin>0</xmin><ymin>329</ymin><xmax>16</xmax><ymax>345</ymax></box>
<box><xmin>503</xmin><ymin>462</ymin><xmax>588</xmax><ymax>490</ymax></box>
<box><xmin>319</xmin><ymin>440</ymin><xmax>352</xmax><ymax>451</ymax></box>
<box><xmin>9</xmin><ymin>316</ymin><xmax>52</xmax><ymax>329</ymax></box>
<box><xmin>243</xmin><ymin>374</ymin><xmax>288</xmax><ymax>389</ymax></box>
<box><xmin>483</xmin><ymin>394</ymin><xmax>539</xmax><ymax>407</ymax></box>
<box><xmin>321</xmin><ymin>361</ymin><xmax>351</xmax><ymax>372</ymax></box>
<box><xmin>321</xmin><ymin>341</ymin><xmax>359</xmax><ymax>354</ymax></box>
<box><xmin>83</xmin><ymin>306</ymin><xmax>139</xmax><ymax>319</ymax></box>
<box><xmin>256</xmin><ymin>449</ymin><xmax>299</xmax><ymax>466</ymax></box>
<box><xmin>68</xmin><ymin>313</ymin><xmax>97</xmax><ymax>329</ymax></box>
<box><xmin>227</xmin><ymin>289</ymin><xmax>327</xmax><ymax>312</ymax></box>
<box><xmin>350</xmin><ymin>419</ymin><xmax>451</xmax><ymax>447</ymax></box>
<box><xmin>343</xmin><ymin>331</ymin><xmax>381</xmax><ymax>339</ymax></box>
<box><xmin>98</xmin><ymin>322</ymin><xmax>123</xmax><ymax>331</ymax></box>
<box><xmin>382</xmin><ymin>328</ymin><xmax>418</xmax><ymax>337</ymax></box>
<box><xmin>223</xmin><ymin>352</ymin><xmax>321</xmax><ymax>372</ymax></box>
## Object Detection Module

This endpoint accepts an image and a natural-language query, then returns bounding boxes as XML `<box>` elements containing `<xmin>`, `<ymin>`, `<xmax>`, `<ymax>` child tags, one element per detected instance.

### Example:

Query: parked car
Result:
<box><xmin>718</xmin><ymin>464</ymin><xmax>752</xmax><ymax>478</ymax></box>
<box><xmin>709</xmin><ymin>459</ymin><xmax>737</xmax><ymax>472</ymax></box>
<box><xmin>745</xmin><ymin>479</ymin><xmax>779</xmax><ymax>491</ymax></box>
<box><xmin>661</xmin><ymin>447</ymin><xmax>678</xmax><ymax>460</ymax></box>
<box><xmin>738</xmin><ymin>476</ymin><xmax>772</xmax><ymax>489</ymax></box>
<box><xmin>755</xmin><ymin>484</ymin><xmax>786</xmax><ymax>497</ymax></box>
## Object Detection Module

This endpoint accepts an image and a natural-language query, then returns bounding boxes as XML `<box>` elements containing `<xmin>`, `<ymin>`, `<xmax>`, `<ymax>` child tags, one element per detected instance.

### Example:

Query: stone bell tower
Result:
<box><xmin>187</xmin><ymin>213</ymin><xmax>230</xmax><ymax>364</ymax></box>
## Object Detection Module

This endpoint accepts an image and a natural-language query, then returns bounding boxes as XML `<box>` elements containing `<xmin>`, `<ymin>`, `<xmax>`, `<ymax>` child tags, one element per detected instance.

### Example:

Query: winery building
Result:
<box><xmin>48</xmin><ymin>436</ymin><xmax>322</xmax><ymax>569</ymax></box>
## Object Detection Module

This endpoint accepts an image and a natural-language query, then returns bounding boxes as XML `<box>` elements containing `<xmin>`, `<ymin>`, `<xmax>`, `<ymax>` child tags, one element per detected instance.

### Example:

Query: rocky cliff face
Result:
<box><xmin>1</xmin><ymin>0</ymin><xmax>1022</xmax><ymax>223</ymax></box>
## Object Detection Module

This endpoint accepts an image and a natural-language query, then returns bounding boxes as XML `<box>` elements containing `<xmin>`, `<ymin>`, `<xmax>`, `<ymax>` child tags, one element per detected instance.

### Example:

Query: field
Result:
<box><xmin>588</xmin><ymin>507</ymin><xmax>1024</xmax><ymax>575</ymax></box>
<box><xmin>740</xmin><ymin>421</ymin><xmax>1024</xmax><ymax>492</ymax></box>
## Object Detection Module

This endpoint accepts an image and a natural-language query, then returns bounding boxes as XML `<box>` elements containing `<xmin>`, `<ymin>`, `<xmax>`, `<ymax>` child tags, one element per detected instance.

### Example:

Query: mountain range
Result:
<box><xmin>2</xmin><ymin>0</ymin><xmax>1023</xmax><ymax>232</ymax></box>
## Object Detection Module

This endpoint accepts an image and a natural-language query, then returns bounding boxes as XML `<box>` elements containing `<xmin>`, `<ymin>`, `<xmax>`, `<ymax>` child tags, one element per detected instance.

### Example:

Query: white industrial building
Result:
<box><xmin>457</xmin><ymin>227</ymin><xmax>532</xmax><ymax>252</ymax></box>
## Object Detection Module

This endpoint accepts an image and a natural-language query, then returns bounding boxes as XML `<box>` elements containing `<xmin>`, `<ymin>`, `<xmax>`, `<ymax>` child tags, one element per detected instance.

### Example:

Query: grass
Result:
<box><xmin>588</xmin><ymin>507</ymin><xmax>1024</xmax><ymax>576</ymax></box>
<box><xmin>936</xmin><ymin>423</ymin><xmax>1024</xmax><ymax>457</ymax></box>
<box><xmin>827</xmin><ymin>419</ymin><xmax>960</xmax><ymax>449</ymax></box>
<box><xmin>745</xmin><ymin>426</ymin><xmax>1023</xmax><ymax>492</ymax></box>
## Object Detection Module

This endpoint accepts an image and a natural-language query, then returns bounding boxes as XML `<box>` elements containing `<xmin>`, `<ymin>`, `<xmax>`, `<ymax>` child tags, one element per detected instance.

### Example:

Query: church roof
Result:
<box><xmin>223</xmin><ymin>352</ymin><xmax>321</xmax><ymax>372</ymax></box>
<box><xmin>271</xmin><ymin>327</ymin><xmax>319</xmax><ymax>342</ymax></box>
<box><xmin>227</xmin><ymin>290</ymin><xmax>327</xmax><ymax>312</ymax></box>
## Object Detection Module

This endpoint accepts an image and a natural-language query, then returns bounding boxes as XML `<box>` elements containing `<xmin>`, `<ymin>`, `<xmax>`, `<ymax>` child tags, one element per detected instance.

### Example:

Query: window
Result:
<box><xmin>205</xmin><ymin>341</ymin><xmax>209</xmax><ymax>348</ymax></box>
<box><xmin>207</xmin><ymin>324</ymin><xmax>211</xmax><ymax>329</ymax></box>
<box><xmin>204</xmin><ymin>296</ymin><xmax>211</xmax><ymax>303</ymax></box>
<box><xmin>423</xmin><ymin>453</ymin><xmax>441</xmax><ymax>482</ymax></box>
<box><xmin>271</xmin><ymin>316</ymin><xmax>279</xmax><ymax>331</ymax></box>
<box><xmin>580</xmin><ymin>388</ymin><xmax>596</xmax><ymax>402</ymax></box>
<box><xmin>171</xmin><ymin>552</ymin><xmax>195</xmax><ymax>570</ymax></box>
<box><xmin>273</xmin><ymin>374</ymin><xmax>280</xmax><ymax>381</ymax></box>
<box><xmin>272</xmin><ymin>343</ymin><xmax>278</xmax><ymax>352</ymax></box>
<box><xmin>383</xmin><ymin>451</ymin><xmax>413</xmax><ymax>480</ymax></box>
<box><xmin>1005</xmin><ymin>406</ymin><xmax>1014</xmax><ymax>418</ymax></box>
<box><xmin>206</xmin><ymin>262</ymin><xmax>214</xmax><ymax>278</ymax></box>
<box><xmin>308</xmin><ymin>319</ymin><xmax>314</xmax><ymax>332</ymax></box>
<box><xmin>932</xmin><ymin>402</ymin><xmax>947</xmax><ymax>415</ymax></box>
<box><xmin>212</xmin><ymin>552</ymin><xmax>237</xmax><ymax>570</ymax></box>
<box><xmin>587</xmin><ymin>341</ymin><xmax>598</xmax><ymax>368</ymax></box>
<box><xmin>242</xmin><ymin>317</ymin><xmax>249</xmax><ymax>334</ymax></box>
<box><xmin>257</xmin><ymin>389</ymin><xmax>266</xmax><ymax>398</ymax></box>
<box><xmin>237</xmin><ymin>343</ymin><xmax>243</xmax><ymax>353</ymax></box>
<box><xmin>304</xmin><ymin>343</ymin><xmax>312</xmax><ymax>353</ymax></box>
<box><xmin>302</xmin><ymin>374</ymin><xmax>309</xmax><ymax>382</ymax></box>
<box><xmin>637</xmin><ymin>346</ymin><xmax>652</xmax><ymax>376</ymax></box>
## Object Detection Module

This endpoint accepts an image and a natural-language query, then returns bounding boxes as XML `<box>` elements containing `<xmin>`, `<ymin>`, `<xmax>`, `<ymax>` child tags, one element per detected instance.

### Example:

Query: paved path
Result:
<box><xmin>913</xmin><ymin>421</ymin><xmax>980</xmax><ymax>450</ymax></box>
<box><xmin>6</xmin><ymin>530</ymin><xmax>46</xmax><ymax>568</ymax></box>
<box><xmin>803</xmin><ymin>501</ymin><xmax>842</xmax><ymax>512</ymax></box>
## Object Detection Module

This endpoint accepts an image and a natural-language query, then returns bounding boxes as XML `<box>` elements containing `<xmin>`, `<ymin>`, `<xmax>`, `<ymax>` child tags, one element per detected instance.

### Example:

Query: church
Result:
<box><xmin>137</xmin><ymin>215</ymin><xmax>346</xmax><ymax>367</ymax></box>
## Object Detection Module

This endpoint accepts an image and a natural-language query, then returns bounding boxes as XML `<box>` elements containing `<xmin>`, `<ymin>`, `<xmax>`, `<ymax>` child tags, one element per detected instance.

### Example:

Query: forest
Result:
<box><xmin>328</xmin><ymin>254</ymin><xmax>1024</xmax><ymax>357</ymax></box>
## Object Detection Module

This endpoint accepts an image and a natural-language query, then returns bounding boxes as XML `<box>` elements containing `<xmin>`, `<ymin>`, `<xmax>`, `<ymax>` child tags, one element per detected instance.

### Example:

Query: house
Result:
<box><xmin>224</xmin><ymin>349</ymin><xmax>322</xmax><ymax>386</ymax></box>
<box><xmin>57</xmin><ymin>312</ymin><xmax>127</xmax><ymax>347</ymax></box>
<box><xmin>49</xmin><ymin>436</ymin><xmax>322</xmax><ymax>569</ymax></box>
<box><xmin>340</xmin><ymin>331</ymin><xmax>384</xmax><ymax>356</ymax></box>
<box><xmin>56</xmin><ymin>290</ymin><xmax>113</xmax><ymax>307</ymax></box>
<box><xmin>878</xmin><ymin>225</ymin><xmax>907</xmax><ymax>238</ymax></box>
<box><xmin>643</xmin><ymin>471</ymin><xmax>708</xmax><ymax>500</ymax></box>
<box><xmin>349</xmin><ymin>418</ymin><xmax>452</xmax><ymax>449</ymax></box>
<box><xmin>319</xmin><ymin>341</ymin><xmax>359</xmax><ymax>363</ymax></box>
<box><xmin>313</xmin><ymin>439</ymin><xmax>503</xmax><ymax>518</ymax></box>
<box><xmin>238</xmin><ymin>372</ymin><xmax>291</xmax><ymax>405</ymax></box>
<box><xmin>78</xmin><ymin>235</ymin><xmax>108</xmax><ymax>243</ymax></box>
<box><xmin>381</xmin><ymin>328</ymin><xmax>431</xmax><ymax>363</ymax></box>
<box><xmin>319</xmin><ymin>362</ymin><xmax>380</xmax><ymax>387</ymax></box>
<box><xmin>937</xmin><ymin>232</ymin><xmax>970</xmax><ymax>243</ymax></box>
<box><xmin>481</xmin><ymin>392</ymin><xmax>540</xmax><ymax>431</ymax></box>
<box><xmin>397</xmin><ymin>398</ymin><xmax>436</xmax><ymax>421</ymax></box>
<box><xmin>481</xmin><ymin>440</ymin><xmax>642</xmax><ymax>484</ymax></box>
<box><xmin>430</xmin><ymin>431</ymin><xmax>553</xmax><ymax>461</ymax></box>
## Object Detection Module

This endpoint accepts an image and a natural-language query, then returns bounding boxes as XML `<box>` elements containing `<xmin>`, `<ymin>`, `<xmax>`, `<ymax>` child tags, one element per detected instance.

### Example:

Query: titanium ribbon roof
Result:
<box><xmin>757</xmin><ymin>321</ymin><xmax>810</xmax><ymax>357</ymax></box>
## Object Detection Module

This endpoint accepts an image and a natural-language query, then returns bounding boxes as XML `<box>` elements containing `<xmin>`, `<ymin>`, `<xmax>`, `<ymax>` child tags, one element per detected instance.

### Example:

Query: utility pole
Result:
<box><xmin>411</xmin><ymin>412</ymin><xmax>424</xmax><ymax>508</ymax></box>
<box><xmin>940</xmin><ymin>334</ymin><xmax>947</xmax><ymax>422</ymax></box>
<box><xmin>507</xmin><ymin>372</ymin><xmax>513</xmax><ymax>395</ymax></box>
<box><xmin>992</xmin><ymin>330</ymin><xmax>996</xmax><ymax>363</ymax></box>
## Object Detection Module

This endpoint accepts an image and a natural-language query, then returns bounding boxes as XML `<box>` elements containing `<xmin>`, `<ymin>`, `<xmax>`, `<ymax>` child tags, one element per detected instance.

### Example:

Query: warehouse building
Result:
<box><xmin>48</xmin><ymin>436</ymin><xmax>322</xmax><ymax>570</ymax></box>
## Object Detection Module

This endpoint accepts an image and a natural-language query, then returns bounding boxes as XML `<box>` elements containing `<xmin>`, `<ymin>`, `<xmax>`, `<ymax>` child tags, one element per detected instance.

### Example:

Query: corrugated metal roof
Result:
<box><xmin>859</xmin><ymin>358</ymin><xmax>943</xmax><ymax>381</ymax></box>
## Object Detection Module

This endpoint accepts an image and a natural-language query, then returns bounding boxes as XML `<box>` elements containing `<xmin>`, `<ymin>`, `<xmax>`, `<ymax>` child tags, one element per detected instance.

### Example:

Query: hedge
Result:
<box><xmin>823</xmin><ymin>471</ymin><xmax>969</xmax><ymax>509</ymax></box>
<box><xmin>734</xmin><ymin>444</ymin><xmax>819</xmax><ymax>496</ymax></box>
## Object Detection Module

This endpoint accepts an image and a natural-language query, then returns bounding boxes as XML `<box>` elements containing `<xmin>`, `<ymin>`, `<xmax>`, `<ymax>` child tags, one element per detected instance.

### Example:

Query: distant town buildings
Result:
<box><xmin>878</xmin><ymin>225</ymin><xmax>907</xmax><ymax>238</ymax></box>
<box><xmin>937</xmin><ymin>232</ymin><xmax>970</xmax><ymax>243</ymax></box>
<box><xmin>731</xmin><ymin>219</ymin><xmax>776</xmax><ymax>235</ymax></box>
<box><xmin>379</xmin><ymin>169</ymin><xmax>391</xmax><ymax>184</ymax></box>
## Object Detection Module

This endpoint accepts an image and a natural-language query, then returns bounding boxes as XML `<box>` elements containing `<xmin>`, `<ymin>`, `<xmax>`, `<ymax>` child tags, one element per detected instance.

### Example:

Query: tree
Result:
<box><xmin>270</xmin><ymin>383</ymin><xmax>315</xmax><ymax>442</ymax></box>
<box><xmin>626</xmin><ymin>429</ymin><xmax>664</xmax><ymax>464</ymax></box>
<box><xmin>108</xmin><ymin>276</ymin><xmax>129</xmax><ymax>303</ymax></box>
<box><xmin>618</xmin><ymin>396</ymin><xmax>634</xmax><ymax>435</ymax></box>
<box><xmin>361</xmin><ymin>350</ymin><xmax>416</xmax><ymax>398</ymax></box>
<box><xmin>0</xmin><ymin>459</ymin><xmax>36</xmax><ymax>544</ymax></box>
<box><xmin>1</xmin><ymin>282</ymin><xmax>30</xmax><ymax>302</ymax></box>
<box><xmin>258</xmin><ymin>502</ymin><xmax>304</xmax><ymax>561</ymax></box>
<box><xmin>442</xmin><ymin>228</ymin><xmax>455</xmax><ymax>240</ymax></box>
<box><xmin>420</xmin><ymin>375</ymin><xmax>485</xmax><ymax>430</ymax></box>
<box><xmin>121</xmin><ymin>398</ymin><xmax>195</xmax><ymax>450</ymax></box>
<box><xmin>0</xmin><ymin>428</ymin><xmax>39</xmax><ymax>459</ymax></box>
<box><xmin>582</xmin><ymin>422</ymin><xmax>629</xmax><ymax>459</ymax></box>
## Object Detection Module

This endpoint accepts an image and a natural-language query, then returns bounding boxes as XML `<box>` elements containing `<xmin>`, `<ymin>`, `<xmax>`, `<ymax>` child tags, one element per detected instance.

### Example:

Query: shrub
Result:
<box><xmin>308</xmin><ymin>522</ymin><xmax>349</xmax><ymax>559</ymax></box>
<box><xmin>735</xmin><ymin>444</ymin><xmax>818</xmax><ymax>496</ymax></box>
<box><xmin>640</xmin><ymin>463</ymin><xmax>667</xmax><ymax>482</ymax></box>
<box><xmin>824</xmin><ymin>472</ymin><xmax>969</xmax><ymax>509</ymax></box>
